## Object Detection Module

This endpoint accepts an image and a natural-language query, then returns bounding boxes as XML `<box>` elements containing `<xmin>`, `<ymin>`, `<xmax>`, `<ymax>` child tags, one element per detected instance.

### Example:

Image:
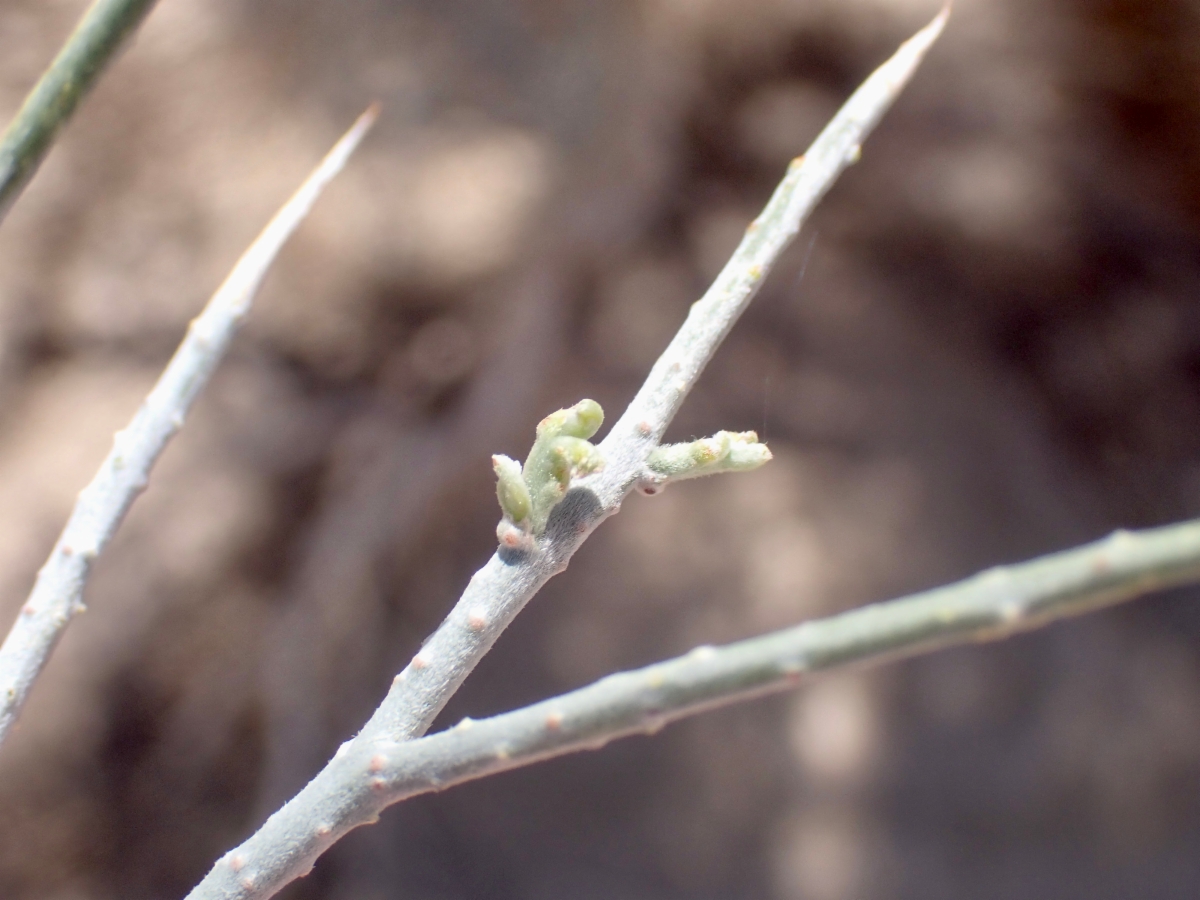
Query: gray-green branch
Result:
<box><xmin>377</xmin><ymin>521</ymin><xmax>1200</xmax><ymax>794</ymax></box>
<box><xmin>192</xmin><ymin>518</ymin><xmax>1200</xmax><ymax>900</ymax></box>
<box><xmin>0</xmin><ymin>0</ymin><xmax>158</xmax><ymax>224</ymax></box>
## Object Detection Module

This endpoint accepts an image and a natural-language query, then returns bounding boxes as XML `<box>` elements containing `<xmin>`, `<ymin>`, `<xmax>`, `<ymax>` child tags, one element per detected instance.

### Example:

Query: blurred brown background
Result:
<box><xmin>2</xmin><ymin>0</ymin><xmax>1200</xmax><ymax>897</ymax></box>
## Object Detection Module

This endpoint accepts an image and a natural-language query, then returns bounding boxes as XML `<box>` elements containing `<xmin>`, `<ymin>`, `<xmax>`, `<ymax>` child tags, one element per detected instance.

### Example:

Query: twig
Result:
<box><xmin>0</xmin><ymin>107</ymin><xmax>378</xmax><ymax>746</ymax></box>
<box><xmin>356</xmin><ymin>6</ymin><xmax>949</xmax><ymax>746</ymax></box>
<box><xmin>189</xmin><ymin>516</ymin><xmax>1200</xmax><ymax>900</ymax></box>
<box><xmin>184</xmin><ymin>11</ymin><xmax>948</xmax><ymax>900</ymax></box>
<box><xmin>0</xmin><ymin>0</ymin><xmax>160</xmax><ymax>224</ymax></box>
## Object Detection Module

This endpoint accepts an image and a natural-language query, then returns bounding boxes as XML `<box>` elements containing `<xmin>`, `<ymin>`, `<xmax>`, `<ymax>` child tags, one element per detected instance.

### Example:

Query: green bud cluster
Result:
<box><xmin>493</xmin><ymin>399</ymin><xmax>605</xmax><ymax>542</ymax></box>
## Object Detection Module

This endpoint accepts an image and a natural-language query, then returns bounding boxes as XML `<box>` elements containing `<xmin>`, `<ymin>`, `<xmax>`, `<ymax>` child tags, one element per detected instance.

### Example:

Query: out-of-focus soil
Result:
<box><xmin>2</xmin><ymin>0</ymin><xmax>1200</xmax><ymax>898</ymax></box>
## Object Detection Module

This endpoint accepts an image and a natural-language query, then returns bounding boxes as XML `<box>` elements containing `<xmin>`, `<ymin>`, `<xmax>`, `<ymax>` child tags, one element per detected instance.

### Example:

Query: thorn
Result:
<box><xmin>411</xmin><ymin>653</ymin><xmax>430</xmax><ymax>671</ymax></box>
<box><xmin>362</xmin><ymin>100</ymin><xmax>383</xmax><ymax>125</ymax></box>
<box><xmin>239</xmin><ymin>876</ymin><xmax>256</xmax><ymax>890</ymax></box>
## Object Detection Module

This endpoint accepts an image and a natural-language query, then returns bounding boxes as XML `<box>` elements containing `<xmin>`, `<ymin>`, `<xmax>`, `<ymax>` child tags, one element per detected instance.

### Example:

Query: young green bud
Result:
<box><xmin>560</xmin><ymin>399</ymin><xmax>604</xmax><ymax>440</ymax></box>
<box><xmin>550</xmin><ymin>436</ymin><xmax>605</xmax><ymax>479</ymax></box>
<box><xmin>492</xmin><ymin>455</ymin><xmax>531</xmax><ymax>527</ymax></box>
<box><xmin>536</xmin><ymin>398</ymin><xmax>604</xmax><ymax>441</ymax></box>
<box><xmin>724</xmin><ymin>431</ymin><xmax>773</xmax><ymax>470</ymax></box>
<box><xmin>643</xmin><ymin>430</ymin><xmax>771</xmax><ymax>490</ymax></box>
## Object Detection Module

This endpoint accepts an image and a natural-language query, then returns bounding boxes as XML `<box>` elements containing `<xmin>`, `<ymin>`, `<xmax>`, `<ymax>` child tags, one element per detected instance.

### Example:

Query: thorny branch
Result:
<box><xmin>185</xmin><ymin>11</ymin><xmax>948</xmax><ymax>900</ymax></box>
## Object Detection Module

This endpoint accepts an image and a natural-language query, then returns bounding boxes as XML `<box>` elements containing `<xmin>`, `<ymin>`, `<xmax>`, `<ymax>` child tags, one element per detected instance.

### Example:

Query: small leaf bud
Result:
<box><xmin>492</xmin><ymin>454</ymin><xmax>532</xmax><ymax>526</ymax></box>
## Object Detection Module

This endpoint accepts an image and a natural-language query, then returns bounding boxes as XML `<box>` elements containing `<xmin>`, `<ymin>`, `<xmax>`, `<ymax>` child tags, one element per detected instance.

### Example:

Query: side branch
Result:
<box><xmin>0</xmin><ymin>107</ymin><xmax>377</xmax><ymax>746</ymax></box>
<box><xmin>0</xmin><ymin>0</ymin><xmax>160</xmax><ymax>224</ymax></box>
<box><xmin>187</xmin><ymin>519</ymin><xmax>1200</xmax><ymax>900</ymax></box>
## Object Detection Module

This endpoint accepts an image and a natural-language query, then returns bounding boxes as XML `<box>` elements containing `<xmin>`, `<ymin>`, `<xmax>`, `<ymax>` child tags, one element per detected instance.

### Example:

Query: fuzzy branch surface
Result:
<box><xmin>0</xmin><ymin>108</ymin><xmax>377</xmax><ymax>746</ymax></box>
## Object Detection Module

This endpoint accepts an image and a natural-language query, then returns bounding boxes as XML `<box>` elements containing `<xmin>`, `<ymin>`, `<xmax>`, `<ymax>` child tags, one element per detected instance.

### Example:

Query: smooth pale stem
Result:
<box><xmin>0</xmin><ymin>106</ymin><xmax>378</xmax><ymax>746</ymax></box>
